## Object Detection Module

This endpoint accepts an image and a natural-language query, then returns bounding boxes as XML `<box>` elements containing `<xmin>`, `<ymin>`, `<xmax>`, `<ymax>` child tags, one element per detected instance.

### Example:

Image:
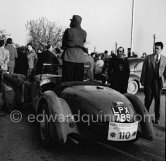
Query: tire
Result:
<box><xmin>124</xmin><ymin>93</ymin><xmax>143</xmax><ymax>143</ymax></box>
<box><xmin>127</xmin><ymin>80</ymin><xmax>139</xmax><ymax>95</ymax></box>
<box><xmin>38</xmin><ymin>101</ymin><xmax>52</xmax><ymax>148</ymax></box>
<box><xmin>124</xmin><ymin>93</ymin><xmax>154</xmax><ymax>141</ymax></box>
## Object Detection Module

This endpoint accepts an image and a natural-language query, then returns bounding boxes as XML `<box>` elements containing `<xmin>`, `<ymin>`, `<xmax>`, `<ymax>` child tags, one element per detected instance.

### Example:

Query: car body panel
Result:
<box><xmin>38</xmin><ymin>91</ymin><xmax>79</xmax><ymax>144</ymax></box>
<box><xmin>124</xmin><ymin>93</ymin><xmax>154</xmax><ymax>141</ymax></box>
<box><xmin>60</xmin><ymin>85</ymin><xmax>136</xmax><ymax>122</ymax></box>
<box><xmin>57</xmin><ymin>84</ymin><xmax>152</xmax><ymax>142</ymax></box>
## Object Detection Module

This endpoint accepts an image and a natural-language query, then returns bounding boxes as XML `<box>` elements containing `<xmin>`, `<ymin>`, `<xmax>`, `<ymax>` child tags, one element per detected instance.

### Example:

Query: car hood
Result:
<box><xmin>60</xmin><ymin>85</ymin><xmax>136</xmax><ymax>122</ymax></box>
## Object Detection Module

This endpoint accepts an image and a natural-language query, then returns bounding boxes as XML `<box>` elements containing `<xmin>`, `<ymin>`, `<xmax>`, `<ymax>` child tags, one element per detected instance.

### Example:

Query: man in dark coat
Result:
<box><xmin>141</xmin><ymin>42</ymin><xmax>166</xmax><ymax>124</ymax></box>
<box><xmin>42</xmin><ymin>44</ymin><xmax>59</xmax><ymax>74</ymax></box>
<box><xmin>107</xmin><ymin>47</ymin><xmax>130</xmax><ymax>94</ymax></box>
<box><xmin>61</xmin><ymin>15</ymin><xmax>87</xmax><ymax>82</ymax></box>
<box><xmin>15</xmin><ymin>46</ymin><xmax>28</xmax><ymax>76</ymax></box>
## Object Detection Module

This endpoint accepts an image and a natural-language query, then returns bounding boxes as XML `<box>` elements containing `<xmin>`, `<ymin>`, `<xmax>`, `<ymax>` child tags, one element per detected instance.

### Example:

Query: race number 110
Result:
<box><xmin>119</xmin><ymin>132</ymin><xmax>130</xmax><ymax>139</ymax></box>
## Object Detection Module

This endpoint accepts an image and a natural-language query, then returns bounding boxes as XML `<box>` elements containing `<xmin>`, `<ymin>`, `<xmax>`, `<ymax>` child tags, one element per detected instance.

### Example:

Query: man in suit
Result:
<box><xmin>141</xmin><ymin>42</ymin><xmax>166</xmax><ymax>124</ymax></box>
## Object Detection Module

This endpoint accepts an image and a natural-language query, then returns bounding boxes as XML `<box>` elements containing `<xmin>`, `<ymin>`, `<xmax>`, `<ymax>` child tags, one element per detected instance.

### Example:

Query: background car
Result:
<box><xmin>127</xmin><ymin>57</ymin><xmax>166</xmax><ymax>95</ymax></box>
<box><xmin>127</xmin><ymin>57</ymin><xmax>144</xmax><ymax>95</ymax></box>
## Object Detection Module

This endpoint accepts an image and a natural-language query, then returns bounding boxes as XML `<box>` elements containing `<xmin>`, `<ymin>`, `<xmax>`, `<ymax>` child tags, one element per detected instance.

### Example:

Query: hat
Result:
<box><xmin>70</xmin><ymin>15</ymin><xmax>82</xmax><ymax>25</ymax></box>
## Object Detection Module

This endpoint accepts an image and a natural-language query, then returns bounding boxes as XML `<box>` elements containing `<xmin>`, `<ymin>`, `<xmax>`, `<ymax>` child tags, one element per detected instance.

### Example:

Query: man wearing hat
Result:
<box><xmin>61</xmin><ymin>15</ymin><xmax>87</xmax><ymax>82</ymax></box>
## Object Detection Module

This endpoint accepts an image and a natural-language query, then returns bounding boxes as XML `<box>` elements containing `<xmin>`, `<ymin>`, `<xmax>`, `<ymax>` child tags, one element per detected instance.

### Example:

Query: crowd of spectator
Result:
<box><xmin>12</xmin><ymin>42</ymin><xmax>62</xmax><ymax>77</ymax></box>
<box><xmin>0</xmin><ymin>35</ymin><xmax>146</xmax><ymax>94</ymax></box>
<box><xmin>0</xmin><ymin>37</ymin><xmax>145</xmax><ymax>84</ymax></box>
<box><xmin>0</xmin><ymin>37</ymin><xmax>143</xmax><ymax>88</ymax></box>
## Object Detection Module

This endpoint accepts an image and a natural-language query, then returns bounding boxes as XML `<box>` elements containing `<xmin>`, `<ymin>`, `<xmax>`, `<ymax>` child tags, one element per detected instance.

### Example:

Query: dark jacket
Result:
<box><xmin>41</xmin><ymin>50</ymin><xmax>59</xmax><ymax>74</ymax></box>
<box><xmin>108</xmin><ymin>56</ymin><xmax>130</xmax><ymax>81</ymax></box>
<box><xmin>43</xmin><ymin>50</ymin><xmax>59</xmax><ymax>65</ymax></box>
<box><xmin>15</xmin><ymin>48</ymin><xmax>28</xmax><ymax>76</ymax></box>
<box><xmin>62</xmin><ymin>16</ymin><xmax>87</xmax><ymax>63</ymax></box>
<box><xmin>107</xmin><ymin>56</ymin><xmax>130</xmax><ymax>93</ymax></box>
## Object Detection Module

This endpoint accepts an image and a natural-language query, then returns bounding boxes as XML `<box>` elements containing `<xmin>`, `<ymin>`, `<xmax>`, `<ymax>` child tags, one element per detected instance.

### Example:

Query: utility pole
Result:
<box><xmin>130</xmin><ymin>0</ymin><xmax>134</xmax><ymax>56</ymax></box>
<box><xmin>115</xmin><ymin>42</ymin><xmax>117</xmax><ymax>55</ymax></box>
<box><xmin>153</xmin><ymin>34</ymin><xmax>156</xmax><ymax>54</ymax></box>
<box><xmin>94</xmin><ymin>46</ymin><xmax>96</xmax><ymax>53</ymax></box>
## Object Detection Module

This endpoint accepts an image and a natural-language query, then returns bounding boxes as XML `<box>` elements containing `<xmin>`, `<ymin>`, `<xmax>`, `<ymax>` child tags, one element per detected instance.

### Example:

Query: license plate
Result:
<box><xmin>107</xmin><ymin>122</ymin><xmax>138</xmax><ymax>141</ymax></box>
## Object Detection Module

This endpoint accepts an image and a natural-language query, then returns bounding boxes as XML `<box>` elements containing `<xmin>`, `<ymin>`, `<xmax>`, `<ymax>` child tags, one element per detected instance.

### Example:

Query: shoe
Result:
<box><xmin>152</xmin><ymin>120</ymin><xmax>160</xmax><ymax>125</ymax></box>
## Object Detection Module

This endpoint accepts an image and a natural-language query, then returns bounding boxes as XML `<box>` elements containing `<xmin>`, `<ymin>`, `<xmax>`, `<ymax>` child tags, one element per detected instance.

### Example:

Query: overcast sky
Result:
<box><xmin>0</xmin><ymin>0</ymin><xmax>166</xmax><ymax>56</ymax></box>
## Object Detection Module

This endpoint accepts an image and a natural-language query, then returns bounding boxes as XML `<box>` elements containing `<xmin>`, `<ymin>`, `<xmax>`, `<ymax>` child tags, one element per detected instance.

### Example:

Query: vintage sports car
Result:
<box><xmin>24</xmin><ymin>64</ymin><xmax>154</xmax><ymax>147</ymax></box>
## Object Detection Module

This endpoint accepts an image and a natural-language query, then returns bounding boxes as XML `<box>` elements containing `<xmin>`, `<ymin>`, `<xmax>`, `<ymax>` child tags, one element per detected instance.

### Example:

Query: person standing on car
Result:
<box><xmin>107</xmin><ymin>47</ymin><xmax>130</xmax><ymax>94</ymax></box>
<box><xmin>140</xmin><ymin>42</ymin><xmax>166</xmax><ymax>124</ymax></box>
<box><xmin>61</xmin><ymin>15</ymin><xmax>87</xmax><ymax>82</ymax></box>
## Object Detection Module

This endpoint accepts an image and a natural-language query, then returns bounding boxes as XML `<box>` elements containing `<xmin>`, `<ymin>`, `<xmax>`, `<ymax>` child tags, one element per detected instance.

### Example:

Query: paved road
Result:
<box><xmin>0</xmin><ymin>92</ymin><xmax>165</xmax><ymax>161</ymax></box>
<box><xmin>137</xmin><ymin>90</ymin><xmax>165</xmax><ymax>128</ymax></box>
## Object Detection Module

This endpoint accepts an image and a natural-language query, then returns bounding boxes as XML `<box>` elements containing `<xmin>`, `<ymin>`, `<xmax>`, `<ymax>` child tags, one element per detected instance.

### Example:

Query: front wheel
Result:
<box><xmin>127</xmin><ymin>80</ymin><xmax>139</xmax><ymax>95</ymax></box>
<box><xmin>39</xmin><ymin>101</ymin><xmax>52</xmax><ymax>148</ymax></box>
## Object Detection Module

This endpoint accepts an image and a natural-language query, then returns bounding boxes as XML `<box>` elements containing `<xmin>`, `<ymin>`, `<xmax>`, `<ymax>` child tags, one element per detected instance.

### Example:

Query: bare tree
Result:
<box><xmin>25</xmin><ymin>17</ymin><xmax>64</xmax><ymax>50</ymax></box>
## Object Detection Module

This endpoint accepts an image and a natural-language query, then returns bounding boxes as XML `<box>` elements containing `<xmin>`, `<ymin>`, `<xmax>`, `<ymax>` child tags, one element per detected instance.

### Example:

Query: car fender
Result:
<box><xmin>129</xmin><ymin>74</ymin><xmax>140</xmax><ymax>85</ymax></box>
<box><xmin>129</xmin><ymin>74</ymin><xmax>143</xmax><ymax>89</ymax></box>
<box><xmin>129</xmin><ymin>74</ymin><xmax>140</xmax><ymax>80</ymax></box>
<box><xmin>38</xmin><ymin>91</ymin><xmax>79</xmax><ymax>144</ymax></box>
<box><xmin>124</xmin><ymin>93</ymin><xmax>154</xmax><ymax>141</ymax></box>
